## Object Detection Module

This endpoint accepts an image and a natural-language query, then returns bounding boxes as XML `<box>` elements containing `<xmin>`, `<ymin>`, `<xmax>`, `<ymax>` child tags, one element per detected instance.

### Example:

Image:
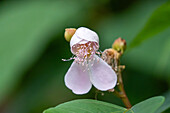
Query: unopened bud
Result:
<box><xmin>64</xmin><ymin>28</ymin><xmax>76</xmax><ymax>42</ymax></box>
<box><xmin>112</xmin><ymin>37</ymin><xmax>126</xmax><ymax>54</ymax></box>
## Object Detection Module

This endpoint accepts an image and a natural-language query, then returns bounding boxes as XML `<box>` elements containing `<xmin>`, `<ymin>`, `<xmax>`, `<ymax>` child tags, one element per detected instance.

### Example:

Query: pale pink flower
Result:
<box><xmin>64</xmin><ymin>27</ymin><xmax>117</xmax><ymax>94</ymax></box>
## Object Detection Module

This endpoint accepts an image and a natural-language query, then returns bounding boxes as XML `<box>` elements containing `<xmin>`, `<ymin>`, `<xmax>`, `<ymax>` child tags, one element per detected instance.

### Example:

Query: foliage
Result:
<box><xmin>0</xmin><ymin>0</ymin><xmax>169</xmax><ymax>113</ymax></box>
<box><xmin>44</xmin><ymin>96</ymin><xmax>164</xmax><ymax>113</ymax></box>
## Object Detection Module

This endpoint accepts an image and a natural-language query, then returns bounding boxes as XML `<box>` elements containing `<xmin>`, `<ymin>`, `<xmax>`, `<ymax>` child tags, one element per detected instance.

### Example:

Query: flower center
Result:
<box><xmin>72</xmin><ymin>41</ymin><xmax>99</xmax><ymax>65</ymax></box>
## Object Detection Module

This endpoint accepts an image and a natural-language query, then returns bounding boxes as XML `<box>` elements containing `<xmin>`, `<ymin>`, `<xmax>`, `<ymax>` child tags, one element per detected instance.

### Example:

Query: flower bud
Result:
<box><xmin>102</xmin><ymin>48</ymin><xmax>115</xmax><ymax>66</ymax></box>
<box><xmin>112</xmin><ymin>37</ymin><xmax>126</xmax><ymax>54</ymax></box>
<box><xmin>102</xmin><ymin>48</ymin><xmax>120</xmax><ymax>66</ymax></box>
<box><xmin>64</xmin><ymin>28</ymin><xmax>76</xmax><ymax>42</ymax></box>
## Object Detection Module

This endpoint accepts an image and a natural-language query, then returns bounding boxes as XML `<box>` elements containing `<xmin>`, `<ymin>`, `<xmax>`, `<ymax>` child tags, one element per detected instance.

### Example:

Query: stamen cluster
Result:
<box><xmin>72</xmin><ymin>41</ymin><xmax>99</xmax><ymax>67</ymax></box>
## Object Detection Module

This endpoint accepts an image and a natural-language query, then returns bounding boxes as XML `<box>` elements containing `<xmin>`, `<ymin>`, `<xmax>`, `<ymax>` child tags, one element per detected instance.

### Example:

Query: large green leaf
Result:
<box><xmin>43</xmin><ymin>97</ymin><xmax>165</xmax><ymax>113</ymax></box>
<box><xmin>0</xmin><ymin>1</ymin><xmax>84</xmax><ymax>104</ymax></box>
<box><xmin>129</xmin><ymin>1</ymin><xmax>170</xmax><ymax>48</ymax></box>
<box><xmin>43</xmin><ymin>99</ymin><xmax>127</xmax><ymax>113</ymax></box>
<box><xmin>126</xmin><ymin>96</ymin><xmax>165</xmax><ymax>113</ymax></box>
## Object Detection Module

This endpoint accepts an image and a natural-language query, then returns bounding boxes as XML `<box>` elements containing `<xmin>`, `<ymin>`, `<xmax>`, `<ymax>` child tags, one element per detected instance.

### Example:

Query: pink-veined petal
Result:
<box><xmin>89</xmin><ymin>55</ymin><xmax>117</xmax><ymax>91</ymax></box>
<box><xmin>64</xmin><ymin>61</ymin><xmax>92</xmax><ymax>94</ymax></box>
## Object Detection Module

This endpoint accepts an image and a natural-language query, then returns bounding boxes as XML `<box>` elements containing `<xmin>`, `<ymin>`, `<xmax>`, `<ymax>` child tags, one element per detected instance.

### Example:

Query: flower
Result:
<box><xmin>64</xmin><ymin>27</ymin><xmax>117</xmax><ymax>94</ymax></box>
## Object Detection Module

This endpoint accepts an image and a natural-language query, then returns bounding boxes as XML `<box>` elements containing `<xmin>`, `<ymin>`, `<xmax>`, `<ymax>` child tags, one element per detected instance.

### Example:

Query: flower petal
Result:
<box><xmin>70</xmin><ymin>27</ymin><xmax>99</xmax><ymax>54</ymax></box>
<box><xmin>75</xmin><ymin>27</ymin><xmax>99</xmax><ymax>43</ymax></box>
<box><xmin>64</xmin><ymin>61</ymin><xmax>92</xmax><ymax>94</ymax></box>
<box><xmin>89</xmin><ymin>55</ymin><xmax>117</xmax><ymax>91</ymax></box>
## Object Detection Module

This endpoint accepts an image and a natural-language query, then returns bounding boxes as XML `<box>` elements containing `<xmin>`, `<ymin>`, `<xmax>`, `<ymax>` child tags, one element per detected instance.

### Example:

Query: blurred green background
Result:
<box><xmin>0</xmin><ymin>0</ymin><xmax>170</xmax><ymax>113</ymax></box>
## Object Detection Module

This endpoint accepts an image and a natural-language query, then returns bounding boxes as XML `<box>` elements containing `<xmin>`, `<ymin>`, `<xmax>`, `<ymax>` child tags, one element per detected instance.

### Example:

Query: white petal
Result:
<box><xmin>70</xmin><ymin>35</ymin><xmax>89</xmax><ymax>54</ymax></box>
<box><xmin>64</xmin><ymin>61</ymin><xmax>92</xmax><ymax>94</ymax></box>
<box><xmin>70</xmin><ymin>34</ymin><xmax>83</xmax><ymax>50</ymax></box>
<box><xmin>70</xmin><ymin>27</ymin><xmax>99</xmax><ymax>53</ymax></box>
<box><xmin>76</xmin><ymin>27</ymin><xmax>99</xmax><ymax>43</ymax></box>
<box><xmin>89</xmin><ymin>55</ymin><xmax>117</xmax><ymax>91</ymax></box>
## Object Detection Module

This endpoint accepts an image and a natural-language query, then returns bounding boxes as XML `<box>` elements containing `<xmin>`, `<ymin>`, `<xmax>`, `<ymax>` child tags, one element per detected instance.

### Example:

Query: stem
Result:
<box><xmin>95</xmin><ymin>89</ymin><xmax>99</xmax><ymax>100</ymax></box>
<box><xmin>114</xmin><ymin>54</ymin><xmax>132</xmax><ymax>109</ymax></box>
<box><xmin>102</xmin><ymin>48</ymin><xmax>131</xmax><ymax>109</ymax></box>
<box><xmin>117</xmin><ymin>69</ymin><xmax>132</xmax><ymax>109</ymax></box>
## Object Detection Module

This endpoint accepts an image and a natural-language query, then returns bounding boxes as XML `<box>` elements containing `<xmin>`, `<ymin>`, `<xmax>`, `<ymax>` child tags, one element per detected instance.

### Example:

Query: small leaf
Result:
<box><xmin>43</xmin><ymin>99</ymin><xmax>127</xmax><ymax>113</ymax></box>
<box><xmin>129</xmin><ymin>1</ymin><xmax>170</xmax><ymax>48</ymax></box>
<box><xmin>126</xmin><ymin>96</ymin><xmax>165</xmax><ymax>113</ymax></box>
<box><xmin>156</xmin><ymin>91</ymin><xmax>170</xmax><ymax>113</ymax></box>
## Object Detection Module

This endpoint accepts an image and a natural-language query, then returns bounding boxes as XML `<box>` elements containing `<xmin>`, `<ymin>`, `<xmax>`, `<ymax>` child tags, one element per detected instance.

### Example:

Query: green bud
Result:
<box><xmin>64</xmin><ymin>28</ymin><xmax>76</xmax><ymax>42</ymax></box>
<box><xmin>112</xmin><ymin>37</ymin><xmax>126</xmax><ymax>54</ymax></box>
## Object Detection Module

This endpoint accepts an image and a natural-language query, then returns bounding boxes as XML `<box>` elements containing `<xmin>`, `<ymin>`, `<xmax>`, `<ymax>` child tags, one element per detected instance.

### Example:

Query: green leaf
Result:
<box><xmin>126</xmin><ymin>96</ymin><xmax>165</xmax><ymax>113</ymax></box>
<box><xmin>43</xmin><ymin>99</ymin><xmax>127</xmax><ymax>113</ymax></box>
<box><xmin>0</xmin><ymin>1</ymin><xmax>83</xmax><ymax>104</ymax></box>
<box><xmin>156</xmin><ymin>91</ymin><xmax>170</xmax><ymax>113</ymax></box>
<box><xmin>129</xmin><ymin>1</ymin><xmax>170</xmax><ymax>48</ymax></box>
